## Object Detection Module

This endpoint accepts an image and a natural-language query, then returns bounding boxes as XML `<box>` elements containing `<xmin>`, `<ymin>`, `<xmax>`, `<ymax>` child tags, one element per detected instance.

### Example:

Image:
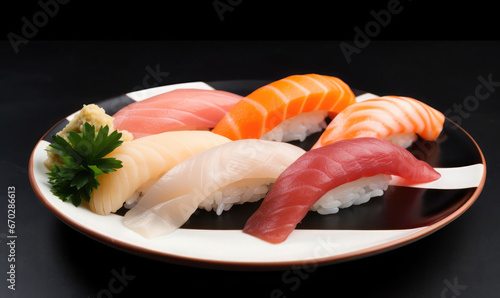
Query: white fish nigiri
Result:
<box><xmin>89</xmin><ymin>131</ymin><xmax>231</xmax><ymax>215</ymax></box>
<box><xmin>122</xmin><ymin>139</ymin><xmax>306</xmax><ymax>238</ymax></box>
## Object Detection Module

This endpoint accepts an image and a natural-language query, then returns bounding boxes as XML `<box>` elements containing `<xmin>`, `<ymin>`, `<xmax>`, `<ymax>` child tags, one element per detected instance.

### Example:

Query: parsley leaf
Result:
<box><xmin>46</xmin><ymin>123</ymin><xmax>123</xmax><ymax>206</ymax></box>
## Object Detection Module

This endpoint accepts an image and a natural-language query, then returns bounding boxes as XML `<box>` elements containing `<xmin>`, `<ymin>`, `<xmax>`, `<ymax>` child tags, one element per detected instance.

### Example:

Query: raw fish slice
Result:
<box><xmin>243</xmin><ymin>138</ymin><xmax>441</xmax><ymax>244</ymax></box>
<box><xmin>122</xmin><ymin>139</ymin><xmax>306</xmax><ymax>238</ymax></box>
<box><xmin>89</xmin><ymin>131</ymin><xmax>230</xmax><ymax>215</ymax></box>
<box><xmin>312</xmin><ymin>96</ymin><xmax>445</xmax><ymax>149</ymax></box>
<box><xmin>113</xmin><ymin>89</ymin><xmax>244</xmax><ymax>139</ymax></box>
<box><xmin>212</xmin><ymin>74</ymin><xmax>355</xmax><ymax>141</ymax></box>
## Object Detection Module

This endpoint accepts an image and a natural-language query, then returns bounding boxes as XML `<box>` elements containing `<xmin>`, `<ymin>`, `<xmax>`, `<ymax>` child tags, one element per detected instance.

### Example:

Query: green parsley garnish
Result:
<box><xmin>47</xmin><ymin>123</ymin><xmax>123</xmax><ymax>206</ymax></box>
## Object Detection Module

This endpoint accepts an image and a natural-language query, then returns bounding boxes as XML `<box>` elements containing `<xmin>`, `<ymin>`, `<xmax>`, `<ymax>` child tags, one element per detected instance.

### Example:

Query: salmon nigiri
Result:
<box><xmin>243</xmin><ymin>138</ymin><xmax>441</xmax><ymax>244</ymax></box>
<box><xmin>312</xmin><ymin>96</ymin><xmax>445</xmax><ymax>149</ymax></box>
<box><xmin>212</xmin><ymin>74</ymin><xmax>355</xmax><ymax>142</ymax></box>
<box><xmin>88</xmin><ymin>131</ymin><xmax>230</xmax><ymax>215</ymax></box>
<box><xmin>113</xmin><ymin>89</ymin><xmax>244</xmax><ymax>139</ymax></box>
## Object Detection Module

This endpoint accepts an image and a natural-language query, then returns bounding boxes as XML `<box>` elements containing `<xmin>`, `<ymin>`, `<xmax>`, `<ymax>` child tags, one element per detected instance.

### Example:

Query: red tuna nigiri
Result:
<box><xmin>113</xmin><ymin>89</ymin><xmax>244</xmax><ymax>139</ymax></box>
<box><xmin>243</xmin><ymin>137</ymin><xmax>441</xmax><ymax>244</ymax></box>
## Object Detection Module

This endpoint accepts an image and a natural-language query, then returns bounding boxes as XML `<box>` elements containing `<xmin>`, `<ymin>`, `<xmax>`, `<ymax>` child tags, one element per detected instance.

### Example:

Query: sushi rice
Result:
<box><xmin>260</xmin><ymin>110</ymin><xmax>328</xmax><ymax>142</ymax></box>
<box><xmin>385</xmin><ymin>133</ymin><xmax>418</xmax><ymax>148</ymax></box>
<box><xmin>199</xmin><ymin>178</ymin><xmax>275</xmax><ymax>215</ymax></box>
<box><xmin>311</xmin><ymin>175</ymin><xmax>391</xmax><ymax>215</ymax></box>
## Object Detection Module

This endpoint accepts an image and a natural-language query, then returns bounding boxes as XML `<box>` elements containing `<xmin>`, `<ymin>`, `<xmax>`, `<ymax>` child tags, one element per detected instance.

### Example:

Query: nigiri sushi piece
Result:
<box><xmin>88</xmin><ymin>131</ymin><xmax>231</xmax><ymax>215</ymax></box>
<box><xmin>243</xmin><ymin>138</ymin><xmax>441</xmax><ymax>244</ymax></box>
<box><xmin>212</xmin><ymin>74</ymin><xmax>355</xmax><ymax>142</ymax></box>
<box><xmin>113</xmin><ymin>89</ymin><xmax>244</xmax><ymax>139</ymax></box>
<box><xmin>312</xmin><ymin>96</ymin><xmax>445</xmax><ymax>149</ymax></box>
<box><xmin>122</xmin><ymin>139</ymin><xmax>306</xmax><ymax>238</ymax></box>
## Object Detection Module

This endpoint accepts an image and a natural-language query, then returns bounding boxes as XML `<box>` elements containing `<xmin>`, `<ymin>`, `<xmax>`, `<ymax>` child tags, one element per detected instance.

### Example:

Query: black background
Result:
<box><xmin>1</xmin><ymin>1</ymin><xmax>499</xmax><ymax>297</ymax></box>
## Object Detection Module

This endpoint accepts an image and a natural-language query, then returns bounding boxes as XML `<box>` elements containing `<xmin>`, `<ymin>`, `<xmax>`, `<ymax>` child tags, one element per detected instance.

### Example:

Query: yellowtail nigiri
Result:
<box><xmin>89</xmin><ymin>131</ymin><xmax>231</xmax><ymax>215</ymax></box>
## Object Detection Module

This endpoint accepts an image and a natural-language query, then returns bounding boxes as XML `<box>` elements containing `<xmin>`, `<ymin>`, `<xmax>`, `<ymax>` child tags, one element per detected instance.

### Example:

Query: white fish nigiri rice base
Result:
<box><xmin>199</xmin><ymin>178</ymin><xmax>274</xmax><ymax>215</ymax></box>
<box><xmin>124</xmin><ymin>178</ymin><xmax>275</xmax><ymax>216</ymax></box>
<box><xmin>261</xmin><ymin>111</ymin><xmax>328</xmax><ymax>142</ymax></box>
<box><xmin>311</xmin><ymin>174</ymin><xmax>391</xmax><ymax>215</ymax></box>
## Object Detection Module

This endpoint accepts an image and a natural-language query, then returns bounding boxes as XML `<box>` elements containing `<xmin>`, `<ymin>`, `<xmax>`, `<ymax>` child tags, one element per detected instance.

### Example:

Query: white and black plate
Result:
<box><xmin>29</xmin><ymin>81</ymin><xmax>486</xmax><ymax>270</ymax></box>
